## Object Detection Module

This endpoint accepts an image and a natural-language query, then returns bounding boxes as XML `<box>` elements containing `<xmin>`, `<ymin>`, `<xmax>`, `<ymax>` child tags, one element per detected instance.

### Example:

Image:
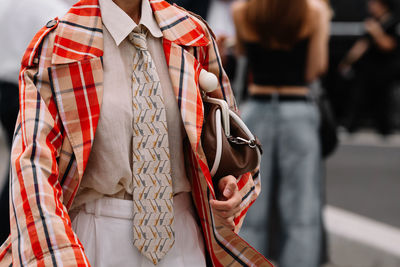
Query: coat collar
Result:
<box><xmin>50</xmin><ymin>0</ymin><xmax>210</xmax><ymax>177</ymax></box>
<box><xmin>99</xmin><ymin>0</ymin><xmax>163</xmax><ymax>46</ymax></box>
<box><xmin>51</xmin><ymin>0</ymin><xmax>209</xmax><ymax>65</ymax></box>
<box><xmin>150</xmin><ymin>0</ymin><xmax>210</xmax><ymax>47</ymax></box>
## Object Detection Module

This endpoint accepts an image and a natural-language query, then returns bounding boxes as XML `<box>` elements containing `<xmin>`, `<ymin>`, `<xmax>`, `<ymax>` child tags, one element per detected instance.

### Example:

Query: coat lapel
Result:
<box><xmin>50</xmin><ymin>0</ymin><xmax>104</xmax><ymax>178</ymax></box>
<box><xmin>150</xmin><ymin>0</ymin><xmax>210</xmax><ymax>158</ymax></box>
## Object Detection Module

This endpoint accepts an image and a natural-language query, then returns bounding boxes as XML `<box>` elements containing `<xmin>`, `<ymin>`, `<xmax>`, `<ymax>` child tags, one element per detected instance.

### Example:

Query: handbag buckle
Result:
<box><xmin>228</xmin><ymin>136</ymin><xmax>257</xmax><ymax>148</ymax></box>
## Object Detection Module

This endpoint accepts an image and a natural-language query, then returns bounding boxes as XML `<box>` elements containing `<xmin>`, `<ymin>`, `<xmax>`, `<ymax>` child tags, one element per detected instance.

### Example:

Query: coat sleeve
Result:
<box><xmin>8</xmin><ymin>28</ymin><xmax>90</xmax><ymax>267</ymax></box>
<box><xmin>196</xmin><ymin>20</ymin><xmax>262</xmax><ymax>232</ymax></box>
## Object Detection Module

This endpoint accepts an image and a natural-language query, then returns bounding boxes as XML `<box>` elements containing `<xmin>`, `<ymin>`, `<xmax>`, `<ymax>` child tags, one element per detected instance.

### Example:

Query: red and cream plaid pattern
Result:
<box><xmin>0</xmin><ymin>0</ymin><xmax>273</xmax><ymax>266</ymax></box>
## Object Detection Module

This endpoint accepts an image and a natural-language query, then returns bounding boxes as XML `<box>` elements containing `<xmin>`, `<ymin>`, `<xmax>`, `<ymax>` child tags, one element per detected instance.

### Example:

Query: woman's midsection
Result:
<box><xmin>249</xmin><ymin>84</ymin><xmax>309</xmax><ymax>96</ymax></box>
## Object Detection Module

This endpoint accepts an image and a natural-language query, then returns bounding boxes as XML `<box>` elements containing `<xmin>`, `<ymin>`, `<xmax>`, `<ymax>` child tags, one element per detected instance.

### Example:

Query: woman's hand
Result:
<box><xmin>365</xmin><ymin>18</ymin><xmax>384</xmax><ymax>37</ymax></box>
<box><xmin>210</xmin><ymin>175</ymin><xmax>242</xmax><ymax>230</ymax></box>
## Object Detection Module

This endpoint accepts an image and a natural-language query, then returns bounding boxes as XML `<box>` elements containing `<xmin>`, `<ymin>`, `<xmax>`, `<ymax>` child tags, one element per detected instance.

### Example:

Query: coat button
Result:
<box><xmin>199</xmin><ymin>69</ymin><xmax>219</xmax><ymax>93</ymax></box>
<box><xmin>46</xmin><ymin>19</ymin><xmax>57</xmax><ymax>28</ymax></box>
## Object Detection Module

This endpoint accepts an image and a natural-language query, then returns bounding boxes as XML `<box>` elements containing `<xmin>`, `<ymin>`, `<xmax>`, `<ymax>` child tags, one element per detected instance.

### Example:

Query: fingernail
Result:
<box><xmin>223</xmin><ymin>188</ymin><xmax>232</xmax><ymax>197</ymax></box>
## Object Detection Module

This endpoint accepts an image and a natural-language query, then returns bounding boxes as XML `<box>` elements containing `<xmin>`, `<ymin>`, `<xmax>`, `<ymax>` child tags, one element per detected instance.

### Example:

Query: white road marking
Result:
<box><xmin>325</xmin><ymin>205</ymin><xmax>400</xmax><ymax>257</ymax></box>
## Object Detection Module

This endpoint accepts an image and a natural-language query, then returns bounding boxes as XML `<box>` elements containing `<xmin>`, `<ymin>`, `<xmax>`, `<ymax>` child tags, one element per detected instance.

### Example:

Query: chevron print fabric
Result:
<box><xmin>129</xmin><ymin>27</ymin><xmax>175</xmax><ymax>265</ymax></box>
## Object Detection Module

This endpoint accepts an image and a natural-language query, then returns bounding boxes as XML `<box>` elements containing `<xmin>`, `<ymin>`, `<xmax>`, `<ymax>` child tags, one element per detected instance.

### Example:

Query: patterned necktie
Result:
<box><xmin>129</xmin><ymin>26</ymin><xmax>175</xmax><ymax>265</ymax></box>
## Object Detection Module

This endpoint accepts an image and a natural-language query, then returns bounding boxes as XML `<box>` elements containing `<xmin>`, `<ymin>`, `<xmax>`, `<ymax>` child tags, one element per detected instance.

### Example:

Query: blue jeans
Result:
<box><xmin>239</xmin><ymin>97</ymin><xmax>323</xmax><ymax>267</ymax></box>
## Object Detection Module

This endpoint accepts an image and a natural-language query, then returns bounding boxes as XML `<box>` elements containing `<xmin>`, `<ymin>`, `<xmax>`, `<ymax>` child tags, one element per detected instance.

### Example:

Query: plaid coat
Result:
<box><xmin>0</xmin><ymin>0</ymin><xmax>272</xmax><ymax>266</ymax></box>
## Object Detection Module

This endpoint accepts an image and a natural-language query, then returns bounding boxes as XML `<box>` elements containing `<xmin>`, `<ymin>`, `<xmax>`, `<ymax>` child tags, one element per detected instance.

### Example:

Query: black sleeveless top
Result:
<box><xmin>245</xmin><ymin>38</ymin><xmax>310</xmax><ymax>86</ymax></box>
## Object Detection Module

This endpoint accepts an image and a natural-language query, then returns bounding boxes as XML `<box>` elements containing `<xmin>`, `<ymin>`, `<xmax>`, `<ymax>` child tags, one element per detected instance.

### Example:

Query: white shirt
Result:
<box><xmin>72</xmin><ymin>0</ymin><xmax>191</xmax><ymax>209</ymax></box>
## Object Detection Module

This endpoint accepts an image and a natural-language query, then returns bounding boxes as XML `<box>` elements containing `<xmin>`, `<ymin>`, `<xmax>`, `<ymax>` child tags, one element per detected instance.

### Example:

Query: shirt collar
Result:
<box><xmin>99</xmin><ymin>0</ymin><xmax>163</xmax><ymax>46</ymax></box>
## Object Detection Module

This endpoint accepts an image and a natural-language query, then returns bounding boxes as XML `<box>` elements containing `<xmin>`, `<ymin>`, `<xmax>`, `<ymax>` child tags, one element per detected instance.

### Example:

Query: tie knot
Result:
<box><xmin>128</xmin><ymin>27</ymin><xmax>148</xmax><ymax>51</ymax></box>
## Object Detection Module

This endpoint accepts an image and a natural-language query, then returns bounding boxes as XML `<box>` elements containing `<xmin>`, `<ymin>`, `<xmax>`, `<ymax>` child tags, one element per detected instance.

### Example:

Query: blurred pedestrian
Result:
<box><xmin>339</xmin><ymin>0</ymin><xmax>399</xmax><ymax>135</ymax></box>
<box><xmin>0</xmin><ymin>0</ymin><xmax>70</xmax><ymax>244</ymax></box>
<box><xmin>207</xmin><ymin>0</ymin><xmax>238</xmax><ymax>83</ymax></box>
<box><xmin>0</xmin><ymin>0</ymin><xmax>269</xmax><ymax>266</ymax></box>
<box><xmin>169</xmin><ymin>0</ymin><xmax>211</xmax><ymax>18</ymax></box>
<box><xmin>232</xmin><ymin>0</ymin><xmax>330</xmax><ymax>266</ymax></box>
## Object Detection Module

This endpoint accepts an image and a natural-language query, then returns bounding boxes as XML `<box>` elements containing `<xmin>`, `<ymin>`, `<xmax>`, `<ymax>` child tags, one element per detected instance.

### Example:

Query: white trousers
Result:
<box><xmin>71</xmin><ymin>193</ymin><xmax>206</xmax><ymax>267</ymax></box>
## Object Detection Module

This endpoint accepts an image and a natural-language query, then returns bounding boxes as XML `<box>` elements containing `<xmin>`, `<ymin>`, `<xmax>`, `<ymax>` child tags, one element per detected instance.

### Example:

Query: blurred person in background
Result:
<box><xmin>232</xmin><ymin>0</ymin><xmax>330</xmax><ymax>266</ymax></box>
<box><xmin>339</xmin><ymin>0</ymin><xmax>399</xmax><ymax>135</ymax></box>
<box><xmin>169</xmin><ymin>0</ymin><xmax>211</xmax><ymax>18</ymax></box>
<box><xmin>207</xmin><ymin>0</ymin><xmax>238</xmax><ymax>87</ymax></box>
<box><xmin>207</xmin><ymin>0</ymin><xmax>236</xmax><ymax>39</ymax></box>
<box><xmin>0</xmin><ymin>0</ymin><xmax>71</xmax><ymax>244</ymax></box>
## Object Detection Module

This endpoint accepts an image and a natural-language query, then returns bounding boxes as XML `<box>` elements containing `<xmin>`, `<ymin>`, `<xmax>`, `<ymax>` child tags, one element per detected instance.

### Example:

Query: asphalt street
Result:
<box><xmin>326</xmin><ymin>132</ymin><xmax>400</xmax><ymax>229</ymax></box>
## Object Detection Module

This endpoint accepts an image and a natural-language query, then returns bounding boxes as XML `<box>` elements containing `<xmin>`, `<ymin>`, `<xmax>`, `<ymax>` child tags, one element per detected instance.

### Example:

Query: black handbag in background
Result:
<box><xmin>317</xmin><ymin>88</ymin><xmax>339</xmax><ymax>158</ymax></box>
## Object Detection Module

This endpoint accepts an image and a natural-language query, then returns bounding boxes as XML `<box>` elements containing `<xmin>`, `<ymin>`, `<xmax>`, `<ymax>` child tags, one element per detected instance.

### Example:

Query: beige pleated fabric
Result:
<box><xmin>129</xmin><ymin>26</ymin><xmax>175</xmax><ymax>265</ymax></box>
